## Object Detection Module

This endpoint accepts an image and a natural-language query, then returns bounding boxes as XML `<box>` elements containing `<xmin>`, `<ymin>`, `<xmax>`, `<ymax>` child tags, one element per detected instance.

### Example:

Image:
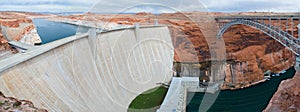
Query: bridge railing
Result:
<box><xmin>217</xmin><ymin>19</ymin><xmax>300</xmax><ymax>55</ymax></box>
<box><xmin>215</xmin><ymin>15</ymin><xmax>300</xmax><ymax>20</ymax></box>
<box><xmin>245</xmin><ymin>20</ymin><xmax>300</xmax><ymax>55</ymax></box>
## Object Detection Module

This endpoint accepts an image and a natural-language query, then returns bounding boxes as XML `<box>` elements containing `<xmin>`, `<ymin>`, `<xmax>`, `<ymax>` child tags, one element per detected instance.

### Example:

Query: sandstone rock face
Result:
<box><xmin>0</xmin><ymin>19</ymin><xmax>42</xmax><ymax>45</ymax></box>
<box><xmin>0</xmin><ymin>27</ymin><xmax>17</xmax><ymax>58</ymax></box>
<box><xmin>0</xmin><ymin>92</ymin><xmax>47</xmax><ymax>112</ymax></box>
<box><xmin>223</xmin><ymin>47</ymin><xmax>294</xmax><ymax>89</ymax></box>
<box><xmin>264</xmin><ymin>72</ymin><xmax>300</xmax><ymax>112</ymax></box>
<box><xmin>18</xmin><ymin>25</ymin><xmax>42</xmax><ymax>45</ymax></box>
<box><xmin>221</xmin><ymin>22</ymin><xmax>296</xmax><ymax>89</ymax></box>
<box><xmin>0</xmin><ymin>12</ymin><xmax>43</xmax><ymax>58</ymax></box>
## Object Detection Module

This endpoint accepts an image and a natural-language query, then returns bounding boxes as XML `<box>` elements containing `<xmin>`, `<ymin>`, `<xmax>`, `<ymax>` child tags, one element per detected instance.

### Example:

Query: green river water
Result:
<box><xmin>186</xmin><ymin>67</ymin><xmax>295</xmax><ymax>112</ymax></box>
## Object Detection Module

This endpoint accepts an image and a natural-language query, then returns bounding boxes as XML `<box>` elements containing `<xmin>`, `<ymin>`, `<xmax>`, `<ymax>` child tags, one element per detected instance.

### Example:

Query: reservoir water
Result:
<box><xmin>186</xmin><ymin>67</ymin><xmax>296</xmax><ymax>112</ymax></box>
<box><xmin>32</xmin><ymin>19</ymin><xmax>87</xmax><ymax>44</ymax></box>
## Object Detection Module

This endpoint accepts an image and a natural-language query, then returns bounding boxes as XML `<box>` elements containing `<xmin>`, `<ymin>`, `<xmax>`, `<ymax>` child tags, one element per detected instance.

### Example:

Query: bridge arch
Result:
<box><xmin>217</xmin><ymin>19</ymin><xmax>300</xmax><ymax>56</ymax></box>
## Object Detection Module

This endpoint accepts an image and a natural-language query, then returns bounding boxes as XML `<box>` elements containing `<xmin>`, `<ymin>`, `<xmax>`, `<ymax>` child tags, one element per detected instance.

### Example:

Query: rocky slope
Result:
<box><xmin>0</xmin><ymin>12</ymin><xmax>42</xmax><ymax>58</ymax></box>
<box><xmin>0</xmin><ymin>91</ymin><xmax>47</xmax><ymax>112</ymax></box>
<box><xmin>0</xmin><ymin>18</ymin><xmax>42</xmax><ymax>45</ymax></box>
<box><xmin>0</xmin><ymin>28</ymin><xmax>17</xmax><ymax>58</ymax></box>
<box><xmin>222</xmin><ymin>24</ymin><xmax>296</xmax><ymax>89</ymax></box>
<box><xmin>264</xmin><ymin>72</ymin><xmax>300</xmax><ymax>112</ymax></box>
<box><xmin>223</xmin><ymin>46</ymin><xmax>294</xmax><ymax>89</ymax></box>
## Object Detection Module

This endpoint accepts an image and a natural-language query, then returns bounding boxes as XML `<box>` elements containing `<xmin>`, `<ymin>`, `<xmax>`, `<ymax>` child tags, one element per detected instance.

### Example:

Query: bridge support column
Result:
<box><xmin>269</xmin><ymin>17</ymin><xmax>271</xmax><ymax>27</ymax></box>
<box><xmin>286</xmin><ymin>18</ymin><xmax>289</xmax><ymax>34</ymax></box>
<box><xmin>298</xmin><ymin>24</ymin><xmax>300</xmax><ymax>40</ymax></box>
<box><xmin>295</xmin><ymin>55</ymin><xmax>300</xmax><ymax>71</ymax></box>
<box><xmin>291</xmin><ymin>18</ymin><xmax>294</xmax><ymax>36</ymax></box>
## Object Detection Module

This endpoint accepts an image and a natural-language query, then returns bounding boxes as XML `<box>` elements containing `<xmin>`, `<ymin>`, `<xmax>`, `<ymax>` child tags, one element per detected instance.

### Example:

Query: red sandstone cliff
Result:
<box><xmin>0</xmin><ymin>12</ymin><xmax>42</xmax><ymax>58</ymax></box>
<box><xmin>222</xmin><ymin>24</ymin><xmax>295</xmax><ymax>89</ymax></box>
<box><xmin>264</xmin><ymin>72</ymin><xmax>300</xmax><ymax>112</ymax></box>
<box><xmin>0</xmin><ymin>18</ymin><xmax>42</xmax><ymax>45</ymax></box>
<box><xmin>223</xmin><ymin>47</ymin><xmax>294</xmax><ymax>89</ymax></box>
<box><xmin>0</xmin><ymin>28</ymin><xmax>17</xmax><ymax>58</ymax></box>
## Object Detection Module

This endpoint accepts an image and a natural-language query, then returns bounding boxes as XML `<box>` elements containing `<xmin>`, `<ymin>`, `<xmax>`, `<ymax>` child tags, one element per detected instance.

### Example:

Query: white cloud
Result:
<box><xmin>0</xmin><ymin>0</ymin><xmax>97</xmax><ymax>12</ymax></box>
<box><xmin>0</xmin><ymin>0</ymin><xmax>299</xmax><ymax>13</ymax></box>
<box><xmin>87</xmin><ymin>0</ymin><xmax>210</xmax><ymax>13</ymax></box>
<box><xmin>202</xmin><ymin>0</ymin><xmax>300</xmax><ymax>12</ymax></box>
<box><xmin>0</xmin><ymin>5</ymin><xmax>91</xmax><ymax>12</ymax></box>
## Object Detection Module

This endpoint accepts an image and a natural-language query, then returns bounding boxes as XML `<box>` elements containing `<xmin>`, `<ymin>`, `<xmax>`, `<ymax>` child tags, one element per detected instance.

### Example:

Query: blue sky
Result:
<box><xmin>0</xmin><ymin>0</ymin><xmax>299</xmax><ymax>13</ymax></box>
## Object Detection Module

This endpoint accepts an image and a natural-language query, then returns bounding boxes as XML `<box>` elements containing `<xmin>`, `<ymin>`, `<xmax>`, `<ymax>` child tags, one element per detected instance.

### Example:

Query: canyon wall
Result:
<box><xmin>221</xmin><ymin>23</ymin><xmax>296</xmax><ymax>89</ymax></box>
<box><xmin>0</xmin><ymin>26</ymin><xmax>174</xmax><ymax>111</ymax></box>
<box><xmin>0</xmin><ymin>27</ymin><xmax>17</xmax><ymax>59</ymax></box>
<box><xmin>0</xmin><ymin>18</ymin><xmax>42</xmax><ymax>45</ymax></box>
<box><xmin>264</xmin><ymin>72</ymin><xmax>300</xmax><ymax>112</ymax></box>
<box><xmin>0</xmin><ymin>12</ymin><xmax>42</xmax><ymax>58</ymax></box>
<box><xmin>223</xmin><ymin>47</ymin><xmax>294</xmax><ymax>89</ymax></box>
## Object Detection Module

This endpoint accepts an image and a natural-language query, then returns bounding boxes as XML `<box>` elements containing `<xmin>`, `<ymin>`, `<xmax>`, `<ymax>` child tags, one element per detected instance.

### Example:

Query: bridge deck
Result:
<box><xmin>216</xmin><ymin>15</ymin><xmax>300</xmax><ymax>20</ymax></box>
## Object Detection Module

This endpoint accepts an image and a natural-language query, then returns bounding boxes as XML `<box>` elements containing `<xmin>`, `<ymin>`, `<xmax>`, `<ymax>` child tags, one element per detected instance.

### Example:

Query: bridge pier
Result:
<box><xmin>295</xmin><ymin>55</ymin><xmax>300</xmax><ymax>71</ymax></box>
<box><xmin>297</xmin><ymin>23</ymin><xmax>300</xmax><ymax>40</ymax></box>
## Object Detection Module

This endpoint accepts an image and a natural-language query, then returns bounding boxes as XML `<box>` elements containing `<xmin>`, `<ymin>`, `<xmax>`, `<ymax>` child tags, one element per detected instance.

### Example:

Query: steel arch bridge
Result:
<box><xmin>216</xmin><ymin>16</ymin><xmax>300</xmax><ymax>56</ymax></box>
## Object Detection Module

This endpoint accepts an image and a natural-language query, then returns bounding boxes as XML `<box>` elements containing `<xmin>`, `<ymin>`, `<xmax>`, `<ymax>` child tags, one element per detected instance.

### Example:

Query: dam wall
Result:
<box><xmin>0</xmin><ymin>26</ymin><xmax>174</xmax><ymax>111</ymax></box>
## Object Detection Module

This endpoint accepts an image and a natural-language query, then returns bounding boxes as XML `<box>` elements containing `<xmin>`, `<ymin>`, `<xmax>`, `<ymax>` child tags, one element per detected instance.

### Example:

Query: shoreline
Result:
<box><xmin>221</xmin><ymin>68</ymin><xmax>292</xmax><ymax>91</ymax></box>
<box><xmin>263</xmin><ymin>69</ymin><xmax>298</xmax><ymax>111</ymax></box>
<box><xmin>222</xmin><ymin>78</ymin><xmax>267</xmax><ymax>91</ymax></box>
<box><xmin>47</xmin><ymin>18</ymin><xmax>124</xmax><ymax>30</ymax></box>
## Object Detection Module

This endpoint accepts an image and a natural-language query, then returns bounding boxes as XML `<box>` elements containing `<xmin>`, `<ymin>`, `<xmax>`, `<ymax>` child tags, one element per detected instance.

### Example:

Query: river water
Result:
<box><xmin>186</xmin><ymin>67</ymin><xmax>295</xmax><ymax>112</ymax></box>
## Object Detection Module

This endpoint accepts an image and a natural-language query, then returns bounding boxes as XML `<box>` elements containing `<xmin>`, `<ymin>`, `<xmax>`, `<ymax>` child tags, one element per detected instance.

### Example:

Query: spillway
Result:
<box><xmin>0</xmin><ymin>26</ymin><xmax>174</xmax><ymax>111</ymax></box>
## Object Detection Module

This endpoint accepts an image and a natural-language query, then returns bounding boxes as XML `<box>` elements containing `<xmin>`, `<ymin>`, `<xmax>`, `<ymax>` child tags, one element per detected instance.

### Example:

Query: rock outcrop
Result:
<box><xmin>0</xmin><ymin>91</ymin><xmax>47</xmax><ymax>112</ymax></box>
<box><xmin>0</xmin><ymin>18</ymin><xmax>42</xmax><ymax>45</ymax></box>
<box><xmin>0</xmin><ymin>27</ymin><xmax>17</xmax><ymax>58</ymax></box>
<box><xmin>221</xmin><ymin>23</ymin><xmax>296</xmax><ymax>89</ymax></box>
<box><xmin>0</xmin><ymin>12</ymin><xmax>42</xmax><ymax>58</ymax></box>
<box><xmin>264</xmin><ymin>72</ymin><xmax>300</xmax><ymax>112</ymax></box>
<box><xmin>223</xmin><ymin>47</ymin><xmax>294</xmax><ymax>89</ymax></box>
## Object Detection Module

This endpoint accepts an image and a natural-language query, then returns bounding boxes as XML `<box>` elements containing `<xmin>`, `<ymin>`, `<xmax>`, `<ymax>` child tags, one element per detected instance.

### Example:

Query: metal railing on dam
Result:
<box><xmin>0</xmin><ymin>25</ymin><xmax>174</xmax><ymax>111</ymax></box>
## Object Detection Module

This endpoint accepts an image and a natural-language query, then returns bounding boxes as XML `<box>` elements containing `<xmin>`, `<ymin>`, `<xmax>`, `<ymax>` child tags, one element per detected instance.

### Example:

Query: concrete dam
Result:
<box><xmin>0</xmin><ymin>26</ymin><xmax>174</xmax><ymax>111</ymax></box>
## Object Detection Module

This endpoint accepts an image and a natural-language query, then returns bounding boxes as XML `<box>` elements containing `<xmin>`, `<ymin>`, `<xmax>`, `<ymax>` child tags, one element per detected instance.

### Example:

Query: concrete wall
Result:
<box><xmin>0</xmin><ymin>26</ymin><xmax>174</xmax><ymax>111</ymax></box>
